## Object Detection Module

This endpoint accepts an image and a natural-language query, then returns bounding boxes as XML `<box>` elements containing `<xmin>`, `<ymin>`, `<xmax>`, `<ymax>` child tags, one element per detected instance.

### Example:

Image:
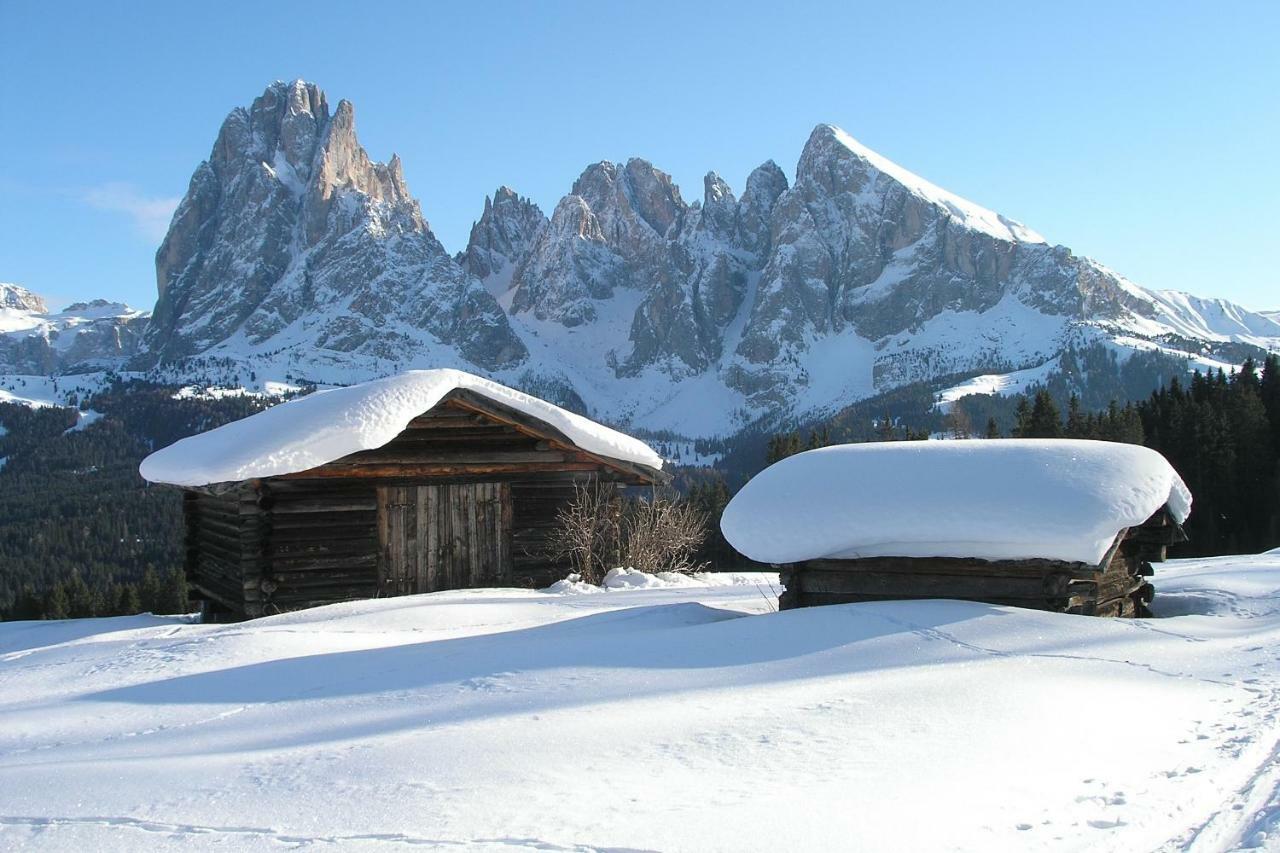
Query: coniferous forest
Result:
<box><xmin>2</xmin><ymin>356</ymin><xmax>1278</xmax><ymax>619</ymax></box>
<box><xmin>765</xmin><ymin>354</ymin><xmax>1280</xmax><ymax>559</ymax></box>
<box><xmin>0</xmin><ymin>382</ymin><xmax>269</xmax><ymax>620</ymax></box>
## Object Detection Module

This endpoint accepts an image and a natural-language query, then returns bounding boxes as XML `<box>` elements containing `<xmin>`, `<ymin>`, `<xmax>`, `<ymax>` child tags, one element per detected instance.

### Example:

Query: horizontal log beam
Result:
<box><xmin>800</xmin><ymin>557</ymin><xmax>1099</xmax><ymax>580</ymax></box>
<box><xmin>280</xmin><ymin>462</ymin><xmax>607</xmax><ymax>479</ymax></box>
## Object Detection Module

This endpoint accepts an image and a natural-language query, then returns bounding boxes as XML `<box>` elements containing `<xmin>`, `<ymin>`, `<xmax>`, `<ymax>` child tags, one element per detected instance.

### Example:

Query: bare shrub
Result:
<box><xmin>620</xmin><ymin>489</ymin><xmax>709</xmax><ymax>575</ymax></box>
<box><xmin>544</xmin><ymin>478</ymin><xmax>621</xmax><ymax>584</ymax></box>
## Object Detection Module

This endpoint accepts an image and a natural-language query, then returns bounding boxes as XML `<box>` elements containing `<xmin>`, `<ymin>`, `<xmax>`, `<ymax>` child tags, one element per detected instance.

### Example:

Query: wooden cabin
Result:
<box><xmin>144</xmin><ymin>377</ymin><xmax>665</xmax><ymax>620</ymax></box>
<box><xmin>777</xmin><ymin>506</ymin><xmax>1187</xmax><ymax>617</ymax></box>
<box><xmin>720</xmin><ymin>439</ymin><xmax>1194</xmax><ymax>618</ymax></box>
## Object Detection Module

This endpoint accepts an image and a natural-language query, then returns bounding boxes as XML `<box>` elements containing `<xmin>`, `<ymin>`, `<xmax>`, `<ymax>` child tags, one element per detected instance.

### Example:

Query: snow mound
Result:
<box><xmin>722</xmin><ymin>439</ymin><xmax>1191</xmax><ymax>566</ymax></box>
<box><xmin>602</xmin><ymin>567</ymin><xmax>703</xmax><ymax>590</ymax></box>
<box><xmin>541</xmin><ymin>574</ymin><xmax>605</xmax><ymax>595</ymax></box>
<box><xmin>139</xmin><ymin>368</ymin><xmax>663</xmax><ymax>486</ymax></box>
<box><xmin>543</xmin><ymin>569</ymin><xmax>779</xmax><ymax>595</ymax></box>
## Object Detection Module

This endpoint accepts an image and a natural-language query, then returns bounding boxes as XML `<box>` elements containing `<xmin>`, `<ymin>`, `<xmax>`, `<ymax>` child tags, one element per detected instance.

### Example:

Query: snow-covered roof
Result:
<box><xmin>721</xmin><ymin>439</ymin><xmax>1191</xmax><ymax>566</ymax></box>
<box><xmin>140</xmin><ymin>369</ymin><xmax>663</xmax><ymax>487</ymax></box>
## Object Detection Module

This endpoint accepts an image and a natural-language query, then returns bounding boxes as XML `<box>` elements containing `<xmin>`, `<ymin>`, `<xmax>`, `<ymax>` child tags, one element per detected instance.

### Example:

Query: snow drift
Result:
<box><xmin>2</xmin><ymin>556</ymin><xmax>1279</xmax><ymax>851</ymax></box>
<box><xmin>139</xmin><ymin>368</ymin><xmax>663</xmax><ymax>487</ymax></box>
<box><xmin>721</xmin><ymin>439</ymin><xmax>1191</xmax><ymax>565</ymax></box>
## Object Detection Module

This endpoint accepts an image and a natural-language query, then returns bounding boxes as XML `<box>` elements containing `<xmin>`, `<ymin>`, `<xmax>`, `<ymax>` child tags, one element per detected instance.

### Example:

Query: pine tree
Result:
<box><xmin>1012</xmin><ymin>397</ymin><xmax>1031</xmax><ymax>437</ymax></box>
<box><xmin>45</xmin><ymin>584</ymin><xmax>70</xmax><ymax>620</ymax></box>
<box><xmin>985</xmin><ymin>417</ymin><xmax>1000</xmax><ymax>439</ymax></box>
<box><xmin>1027</xmin><ymin>390</ymin><xmax>1063</xmax><ymax>438</ymax></box>
<box><xmin>116</xmin><ymin>583</ymin><xmax>142</xmax><ymax>615</ymax></box>
<box><xmin>1065</xmin><ymin>394</ymin><xmax>1087</xmax><ymax>438</ymax></box>
<box><xmin>160</xmin><ymin>568</ymin><xmax>188</xmax><ymax>615</ymax></box>
<box><xmin>139</xmin><ymin>566</ymin><xmax>163</xmax><ymax>613</ymax></box>
<box><xmin>66</xmin><ymin>573</ymin><xmax>97</xmax><ymax>618</ymax></box>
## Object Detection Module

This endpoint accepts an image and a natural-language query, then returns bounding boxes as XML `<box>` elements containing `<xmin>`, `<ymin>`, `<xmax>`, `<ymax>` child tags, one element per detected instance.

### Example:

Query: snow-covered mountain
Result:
<box><xmin>0</xmin><ymin>283</ymin><xmax>147</xmax><ymax>374</ymax></box>
<box><xmin>9</xmin><ymin>81</ymin><xmax>1279</xmax><ymax>436</ymax></box>
<box><xmin>142</xmin><ymin>81</ymin><xmax>524</xmax><ymax>374</ymax></box>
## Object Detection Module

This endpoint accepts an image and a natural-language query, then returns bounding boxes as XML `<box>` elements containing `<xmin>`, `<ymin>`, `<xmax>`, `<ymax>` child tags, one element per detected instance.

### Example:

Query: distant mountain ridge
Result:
<box><xmin>0</xmin><ymin>283</ymin><xmax>145</xmax><ymax>374</ymax></box>
<box><xmin>4</xmin><ymin>80</ymin><xmax>1279</xmax><ymax>439</ymax></box>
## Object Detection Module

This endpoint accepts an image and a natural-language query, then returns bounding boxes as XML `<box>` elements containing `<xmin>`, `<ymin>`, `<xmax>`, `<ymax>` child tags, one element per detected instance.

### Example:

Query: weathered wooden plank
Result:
<box><xmin>800</xmin><ymin>557</ymin><xmax>1100</xmax><ymax>580</ymax></box>
<box><xmin>467</xmin><ymin>483</ymin><xmax>481</xmax><ymax>586</ymax></box>
<box><xmin>794</xmin><ymin>570</ymin><xmax>1074</xmax><ymax>601</ymax></box>
<box><xmin>499</xmin><ymin>482</ymin><xmax>514</xmax><ymax>583</ymax></box>
<box><xmin>267</xmin><ymin>539</ymin><xmax>375</xmax><ymax>558</ymax></box>
<box><xmin>376</xmin><ymin>486</ymin><xmax>392</xmax><ymax>596</ymax></box>
<box><xmin>269</xmin><ymin>510</ymin><xmax>377</xmax><ymax>528</ymax></box>
<box><xmin>281</xmin><ymin>462</ymin><xmax>607</xmax><ymax>479</ymax></box>
<box><xmin>332</xmin><ymin>451</ymin><xmax>571</xmax><ymax>466</ymax></box>
<box><xmin>424</xmin><ymin>484</ymin><xmax>439</xmax><ymax>593</ymax></box>
<box><xmin>451</xmin><ymin>483</ymin><xmax>466</xmax><ymax>590</ymax></box>
<box><xmin>269</xmin><ymin>553</ymin><xmax>379</xmax><ymax>572</ymax></box>
<box><xmin>269</xmin><ymin>499</ymin><xmax>378</xmax><ymax>514</ymax></box>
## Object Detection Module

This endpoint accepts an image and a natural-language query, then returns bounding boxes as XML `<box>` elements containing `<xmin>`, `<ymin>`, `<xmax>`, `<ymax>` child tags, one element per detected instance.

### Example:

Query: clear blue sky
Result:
<box><xmin>1</xmin><ymin>1</ymin><xmax>1276</xmax><ymax>312</ymax></box>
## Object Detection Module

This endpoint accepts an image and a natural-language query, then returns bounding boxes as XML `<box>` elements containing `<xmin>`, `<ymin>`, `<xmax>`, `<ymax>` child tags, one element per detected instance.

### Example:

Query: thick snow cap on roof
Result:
<box><xmin>140</xmin><ymin>369</ymin><xmax>663</xmax><ymax>487</ymax></box>
<box><xmin>721</xmin><ymin>439</ymin><xmax>1191</xmax><ymax>566</ymax></box>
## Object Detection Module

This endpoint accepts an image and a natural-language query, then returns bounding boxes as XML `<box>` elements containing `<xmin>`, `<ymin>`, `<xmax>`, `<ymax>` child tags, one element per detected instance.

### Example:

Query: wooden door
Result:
<box><xmin>377</xmin><ymin>482</ymin><xmax>512</xmax><ymax>595</ymax></box>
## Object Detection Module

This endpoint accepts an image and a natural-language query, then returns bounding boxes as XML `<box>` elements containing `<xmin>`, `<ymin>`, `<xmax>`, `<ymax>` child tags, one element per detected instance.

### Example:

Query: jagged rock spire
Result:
<box><xmin>145</xmin><ymin>80</ymin><xmax>525</xmax><ymax>371</ymax></box>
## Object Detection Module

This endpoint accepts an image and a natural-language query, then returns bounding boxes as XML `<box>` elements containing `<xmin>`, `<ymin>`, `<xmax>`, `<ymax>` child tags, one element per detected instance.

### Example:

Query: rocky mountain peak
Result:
<box><xmin>144</xmin><ymin>80</ymin><xmax>525</xmax><ymax>371</ymax></box>
<box><xmin>460</xmin><ymin>186</ymin><xmax>548</xmax><ymax>283</ymax></box>
<box><xmin>703</xmin><ymin>172</ymin><xmax>734</xmax><ymax>205</ymax></box>
<box><xmin>109</xmin><ymin>84</ymin><xmax>1280</xmax><ymax>439</ymax></box>
<box><xmin>0</xmin><ymin>283</ymin><xmax>48</xmax><ymax>313</ymax></box>
<box><xmin>570</xmin><ymin>159</ymin><xmax>687</xmax><ymax>242</ymax></box>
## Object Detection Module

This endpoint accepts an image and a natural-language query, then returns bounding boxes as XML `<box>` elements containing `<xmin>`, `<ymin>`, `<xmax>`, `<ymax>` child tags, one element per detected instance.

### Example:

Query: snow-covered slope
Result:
<box><xmin>0</xmin><ymin>284</ymin><xmax>147</xmax><ymax>374</ymax></box>
<box><xmin>2</xmin><ymin>556</ymin><xmax>1279</xmax><ymax>851</ymax></box>
<box><xmin>824</xmin><ymin>126</ymin><xmax>1047</xmax><ymax>244</ymax></box>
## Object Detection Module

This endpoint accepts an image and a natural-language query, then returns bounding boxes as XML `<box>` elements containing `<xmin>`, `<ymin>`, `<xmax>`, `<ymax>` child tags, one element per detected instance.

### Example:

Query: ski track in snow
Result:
<box><xmin>0</xmin><ymin>814</ymin><xmax>654</xmax><ymax>851</ymax></box>
<box><xmin>1</xmin><ymin>560</ymin><xmax>1279</xmax><ymax>852</ymax></box>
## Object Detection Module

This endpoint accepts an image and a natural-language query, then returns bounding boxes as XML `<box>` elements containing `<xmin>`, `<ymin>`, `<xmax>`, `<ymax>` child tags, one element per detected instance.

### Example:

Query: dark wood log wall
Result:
<box><xmin>778</xmin><ymin>508</ymin><xmax>1186</xmax><ymax>617</ymax></box>
<box><xmin>183</xmin><ymin>487</ymin><xmax>266</xmax><ymax>618</ymax></box>
<box><xmin>254</xmin><ymin>479</ymin><xmax>379</xmax><ymax>616</ymax></box>
<box><xmin>511</xmin><ymin>482</ymin><xmax>583</xmax><ymax>589</ymax></box>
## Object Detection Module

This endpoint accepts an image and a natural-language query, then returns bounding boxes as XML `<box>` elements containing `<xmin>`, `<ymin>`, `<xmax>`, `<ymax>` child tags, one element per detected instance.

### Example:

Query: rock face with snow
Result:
<box><xmin>0</xmin><ymin>283</ymin><xmax>48</xmax><ymax>313</ymax></box>
<box><xmin>145</xmin><ymin>80</ymin><xmax>526</xmax><ymax>373</ymax></box>
<box><xmin>29</xmin><ymin>80</ymin><xmax>1278</xmax><ymax>439</ymax></box>
<box><xmin>0</xmin><ymin>285</ymin><xmax>147</xmax><ymax>374</ymax></box>
<box><xmin>458</xmin><ymin>187</ymin><xmax>547</xmax><ymax>288</ymax></box>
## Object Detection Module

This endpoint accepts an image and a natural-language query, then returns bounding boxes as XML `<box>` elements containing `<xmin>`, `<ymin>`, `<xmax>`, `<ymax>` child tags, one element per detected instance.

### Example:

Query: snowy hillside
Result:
<box><xmin>2</xmin><ymin>556</ymin><xmax>1279</xmax><ymax>851</ymax></box>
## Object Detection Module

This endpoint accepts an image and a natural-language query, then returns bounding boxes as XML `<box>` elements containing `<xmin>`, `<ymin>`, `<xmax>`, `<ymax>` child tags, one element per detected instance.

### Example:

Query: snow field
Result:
<box><xmin>0</xmin><ymin>558</ymin><xmax>1278</xmax><ymax>851</ymax></box>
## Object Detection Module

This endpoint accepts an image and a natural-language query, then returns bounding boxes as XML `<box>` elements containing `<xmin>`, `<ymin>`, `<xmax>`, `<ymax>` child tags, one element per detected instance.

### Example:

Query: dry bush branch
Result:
<box><xmin>621</xmin><ymin>488</ymin><xmax>709</xmax><ymax>575</ymax></box>
<box><xmin>543</xmin><ymin>478</ymin><xmax>621</xmax><ymax>584</ymax></box>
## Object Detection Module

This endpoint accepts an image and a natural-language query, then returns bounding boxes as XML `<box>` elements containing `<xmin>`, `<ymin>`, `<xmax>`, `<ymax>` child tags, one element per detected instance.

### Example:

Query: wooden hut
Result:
<box><xmin>140</xmin><ymin>371</ymin><xmax>665</xmax><ymax>620</ymax></box>
<box><xmin>720</xmin><ymin>439</ymin><xmax>1193</xmax><ymax>618</ymax></box>
<box><xmin>777</xmin><ymin>506</ymin><xmax>1187</xmax><ymax>616</ymax></box>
